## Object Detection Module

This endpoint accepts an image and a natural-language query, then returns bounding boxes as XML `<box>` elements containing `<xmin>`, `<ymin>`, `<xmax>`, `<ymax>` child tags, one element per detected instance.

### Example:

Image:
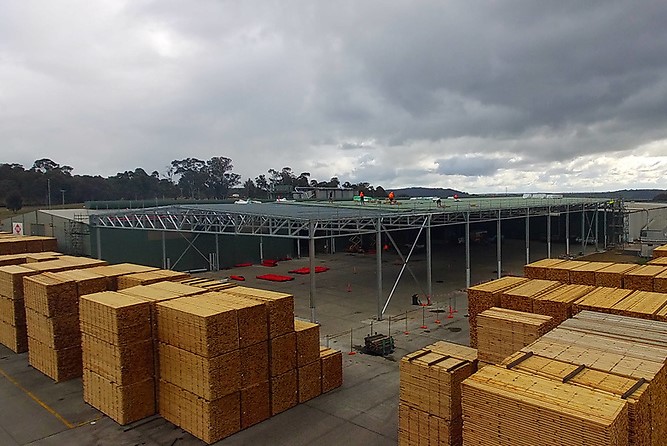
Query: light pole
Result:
<box><xmin>60</xmin><ymin>189</ymin><xmax>66</xmax><ymax>205</ymax></box>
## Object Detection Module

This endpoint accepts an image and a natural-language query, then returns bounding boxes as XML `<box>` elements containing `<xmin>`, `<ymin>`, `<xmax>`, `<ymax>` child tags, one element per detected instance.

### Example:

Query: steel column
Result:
<box><xmin>215</xmin><ymin>233</ymin><xmax>220</xmax><ymax>271</ymax></box>
<box><xmin>376</xmin><ymin>218</ymin><xmax>383</xmax><ymax>321</ymax></box>
<box><xmin>594</xmin><ymin>207</ymin><xmax>599</xmax><ymax>251</ymax></box>
<box><xmin>603</xmin><ymin>204</ymin><xmax>608</xmax><ymax>249</ymax></box>
<box><xmin>496</xmin><ymin>211</ymin><xmax>502</xmax><ymax>279</ymax></box>
<box><xmin>581</xmin><ymin>208</ymin><xmax>586</xmax><ymax>254</ymax></box>
<box><xmin>547</xmin><ymin>207</ymin><xmax>552</xmax><ymax>259</ymax></box>
<box><xmin>309</xmin><ymin>221</ymin><xmax>316</xmax><ymax>323</ymax></box>
<box><xmin>96</xmin><ymin>227</ymin><xmax>102</xmax><ymax>260</ymax></box>
<box><xmin>566</xmin><ymin>205</ymin><xmax>570</xmax><ymax>256</ymax></box>
<box><xmin>466</xmin><ymin>213</ymin><xmax>471</xmax><ymax>288</ymax></box>
<box><xmin>525</xmin><ymin>209</ymin><xmax>530</xmax><ymax>264</ymax></box>
<box><xmin>426</xmin><ymin>215</ymin><xmax>432</xmax><ymax>303</ymax></box>
<box><xmin>162</xmin><ymin>231</ymin><xmax>166</xmax><ymax>269</ymax></box>
<box><xmin>260</xmin><ymin>237</ymin><xmax>264</xmax><ymax>262</ymax></box>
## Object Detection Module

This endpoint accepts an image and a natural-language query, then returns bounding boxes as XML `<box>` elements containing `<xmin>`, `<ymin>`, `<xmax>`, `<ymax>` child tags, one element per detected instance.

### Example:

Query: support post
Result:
<box><xmin>547</xmin><ymin>207</ymin><xmax>552</xmax><ymax>259</ymax></box>
<box><xmin>377</xmin><ymin>217</ymin><xmax>383</xmax><ymax>321</ymax></box>
<box><xmin>215</xmin><ymin>233</ymin><xmax>220</xmax><ymax>271</ymax></box>
<box><xmin>96</xmin><ymin>226</ymin><xmax>102</xmax><ymax>260</ymax></box>
<box><xmin>426</xmin><ymin>215</ymin><xmax>432</xmax><ymax>303</ymax></box>
<box><xmin>465</xmin><ymin>213</ymin><xmax>471</xmax><ymax>287</ymax></box>
<box><xmin>525</xmin><ymin>209</ymin><xmax>530</xmax><ymax>264</ymax></box>
<box><xmin>594</xmin><ymin>207</ymin><xmax>599</xmax><ymax>251</ymax></box>
<box><xmin>566</xmin><ymin>205</ymin><xmax>570</xmax><ymax>256</ymax></box>
<box><xmin>581</xmin><ymin>207</ymin><xmax>586</xmax><ymax>254</ymax></box>
<box><xmin>297</xmin><ymin>238</ymin><xmax>301</xmax><ymax>259</ymax></box>
<box><xmin>260</xmin><ymin>237</ymin><xmax>264</xmax><ymax>262</ymax></box>
<box><xmin>309</xmin><ymin>221</ymin><xmax>316</xmax><ymax>323</ymax></box>
<box><xmin>162</xmin><ymin>231</ymin><xmax>167</xmax><ymax>269</ymax></box>
<box><xmin>603</xmin><ymin>204</ymin><xmax>608</xmax><ymax>249</ymax></box>
<box><xmin>496</xmin><ymin>211</ymin><xmax>502</xmax><ymax>279</ymax></box>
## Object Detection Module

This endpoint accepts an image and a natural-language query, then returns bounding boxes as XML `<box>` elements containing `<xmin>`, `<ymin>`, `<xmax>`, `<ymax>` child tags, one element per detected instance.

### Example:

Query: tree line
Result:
<box><xmin>1</xmin><ymin>158</ymin><xmax>388</xmax><ymax>211</ymax></box>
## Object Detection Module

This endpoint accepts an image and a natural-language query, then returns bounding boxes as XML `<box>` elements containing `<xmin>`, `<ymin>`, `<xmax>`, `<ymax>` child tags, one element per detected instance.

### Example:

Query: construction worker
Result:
<box><xmin>388</xmin><ymin>191</ymin><xmax>395</xmax><ymax>204</ymax></box>
<box><xmin>359</xmin><ymin>191</ymin><xmax>365</xmax><ymax>204</ymax></box>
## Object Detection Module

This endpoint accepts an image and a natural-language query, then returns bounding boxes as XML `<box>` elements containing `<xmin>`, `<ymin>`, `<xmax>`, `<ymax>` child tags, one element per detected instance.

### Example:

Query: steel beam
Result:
<box><xmin>376</xmin><ymin>218</ymin><xmax>383</xmax><ymax>321</ymax></box>
<box><xmin>309</xmin><ymin>221</ymin><xmax>316</xmax><ymax>323</ymax></box>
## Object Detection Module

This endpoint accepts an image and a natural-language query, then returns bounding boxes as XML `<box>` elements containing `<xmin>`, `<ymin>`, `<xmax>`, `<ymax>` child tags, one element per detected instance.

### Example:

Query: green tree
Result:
<box><xmin>5</xmin><ymin>191</ymin><xmax>23</xmax><ymax>212</ymax></box>
<box><xmin>205</xmin><ymin>157</ymin><xmax>241</xmax><ymax>198</ymax></box>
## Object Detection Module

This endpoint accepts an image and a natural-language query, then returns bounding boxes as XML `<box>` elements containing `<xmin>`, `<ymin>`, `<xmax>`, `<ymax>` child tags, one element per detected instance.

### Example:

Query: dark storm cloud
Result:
<box><xmin>1</xmin><ymin>1</ymin><xmax>667</xmax><ymax>192</ymax></box>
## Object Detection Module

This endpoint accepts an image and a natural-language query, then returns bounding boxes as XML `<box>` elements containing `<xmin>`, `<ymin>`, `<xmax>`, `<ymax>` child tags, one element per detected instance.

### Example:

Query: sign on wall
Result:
<box><xmin>12</xmin><ymin>222</ymin><xmax>24</xmax><ymax>236</ymax></box>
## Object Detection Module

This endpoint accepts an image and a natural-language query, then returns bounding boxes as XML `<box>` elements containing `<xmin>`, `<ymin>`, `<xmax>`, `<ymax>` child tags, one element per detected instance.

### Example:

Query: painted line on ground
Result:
<box><xmin>0</xmin><ymin>366</ymin><xmax>74</xmax><ymax>429</ymax></box>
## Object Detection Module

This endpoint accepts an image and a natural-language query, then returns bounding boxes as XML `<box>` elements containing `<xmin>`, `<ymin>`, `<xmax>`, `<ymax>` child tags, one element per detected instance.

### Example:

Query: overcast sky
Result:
<box><xmin>2</xmin><ymin>1</ymin><xmax>667</xmax><ymax>193</ymax></box>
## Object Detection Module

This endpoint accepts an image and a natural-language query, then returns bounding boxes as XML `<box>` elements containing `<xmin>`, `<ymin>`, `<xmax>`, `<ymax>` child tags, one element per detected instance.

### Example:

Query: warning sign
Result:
<box><xmin>12</xmin><ymin>223</ymin><xmax>23</xmax><ymax>236</ymax></box>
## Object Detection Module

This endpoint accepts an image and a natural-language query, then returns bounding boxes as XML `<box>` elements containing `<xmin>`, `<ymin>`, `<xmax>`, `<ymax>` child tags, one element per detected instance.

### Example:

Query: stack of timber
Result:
<box><xmin>595</xmin><ymin>263</ymin><xmax>641</xmax><ymax>288</ymax></box>
<box><xmin>319</xmin><ymin>346</ymin><xmax>343</xmax><ymax>394</ymax></box>
<box><xmin>523</xmin><ymin>258</ymin><xmax>566</xmax><ymax>279</ymax></box>
<box><xmin>294</xmin><ymin>320</ymin><xmax>322</xmax><ymax>404</ymax></box>
<box><xmin>572</xmin><ymin>287</ymin><xmax>634</xmax><ymax>315</ymax></box>
<box><xmin>652</xmin><ymin>244</ymin><xmax>667</xmax><ymax>258</ymax></box>
<box><xmin>462</xmin><ymin>364</ymin><xmax>630</xmax><ymax>446</ymax></box>
<box><xmin>116</xmin><ymin>269</ymin><xmax>190</xmax><ymax>290</ymax></box>
<box><xmin>0</xmin><ymin>251</ymin><xmax>61</xmax><ymax>267</ymax></box>
<box><xmin>466</xmin><ymin>276</ymin><xmax>528</xmax><ymax>348</ymax></box>
<box><xmin>647</xmin><ymin>257</ymin><xmax>667</xmax><ymax>266</ymax></box>
<box><xmin>544</xmin><ymin>260</ymin><xmax>590</xmax><ymax>283</ymax></box>
<box><xmin>499</xmin><ymin>279</ymin><xmax>561</xmax><ymax>313</ymax></box>
<box><xmin>476</xmin><ymin>307</ymin><xmax>551</xmax><ymax>364</ymax></box>
<box><xmin>533</xmin><ymin>284</ymin><xmax>595</xmax><ymax>330</ymax></box>
<box><xmin>399</xmin><ymin>341</ymin><xmax>477</xmax><ymax>446</ymax></box>
<box><xmin>23</xmin><ymin>270</ymin><xmax>108</xmax><ymax>381</ymax></box>
<box><xmin>652</xmin><ymin>270</ymin><xmax>667</xmax><ymax>294</ymax></box>
<box><xmin>87</xmin><ymin>263</ymin><xmax>159</xmax><ymax>291</ymax></box>
<box><xmin>80</xmin><ymin>291</ymin><xmax>155</xmax><ymax>425</ymax></box>
<box><xmin>0</xmin><ymin>236</ymin><xmax>58</xmax><ymax>255</ymax></box>
<box><xmin>520</xmin><ymin>311</ymin><xmax>667</xmax><ymax>446</ymax></box>
<box><xmin>0</xmin><ymin>257</ymin><xmax>106</xmax><ymax>353</ymax></box>
<box><xmin>609</xmin><ymin>291</ymin><xmax>667</xmax><ymax>320</ymax></box>
<box><xmin>623</xmin><ymin>265</ymin><xmax>667</xmax><ymax>292</ymax></box>
<box><xmin>501</xmin><ymin>352</ymin><xmax>651</xmax><ymax>446</ymax></box>
<box><xmin>569</xmin><ymin>262</ymin><xmax>614</xmax><ymax>285</ymax></box>
<box><xmin>180</xmin><ymin>277</ymin><xmax>236</xmax><ymax>292</ymax></box>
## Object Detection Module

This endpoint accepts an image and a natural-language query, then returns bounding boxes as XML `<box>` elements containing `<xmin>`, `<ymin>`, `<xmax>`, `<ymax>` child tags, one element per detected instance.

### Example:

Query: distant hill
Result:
<box><xmin>393</xmin><ymin>187</ymin><xmax>467</xmax><ymax>198</ymax></box>
<box><xmin>566</xmin><ymin>189</ymin><xmax>667</xmax><ymax>201</ymax></box>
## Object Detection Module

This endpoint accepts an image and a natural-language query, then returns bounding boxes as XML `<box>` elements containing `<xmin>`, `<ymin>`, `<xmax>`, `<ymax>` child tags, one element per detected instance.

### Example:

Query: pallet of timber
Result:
<box><xmin>179</xmin><ymin>277</ymin><xmax>236</xmax><ymax>292</ymax></box>
<box><xmin>25</xmin><ymin>308</ymin><xmax>80</xmax><ymax>351</ymax></box>
<box><xmin>116</xmin><ymin>269</ymin><xmax>190</xmax><ymax>290</ymax></box>
<box><xmin>467</xmin><ymin>276</ymin><xmax>529</xmax><ymax>347</ymax></box>
<box><xmin>544</xmin><ymin>260</ymin><xmax>590</xmax><ymax>283</ymax></box>
<box><xmin>269</xmin><ymin>331</ymin><xmax>297</xmax><ymax>377</ymax></box>
<box><xmin>87</xmin><ymin>263</ymin><xmax>159</xmax><ymax>291</ymax></box>
<box><xmin>23</xmin><ymin>273</ymin><xmax>78</xmax><ymax>317</ymax></box>
<box><xmin>23</xmin><ymin>257</ymin><xmax>107</xmax><ymax>274</ymax></box>
<box><xmin>400</xmin><ymin>345</ymin><xmax>475</xmax><ymax>420</ymax></box>
<box><xmin>240</xmin><ymin>341</ymin><xmax>269</xmax><ymax>389</ymax></box>
<box><xmin>270</xmin><ymin>369</ymin><xmax>298</xmax><ymax>416</ymax></box>
<box><xmin>426</xmin><ymin>341</ymin><xmax>478</xmax><ymax>364</ymax></box>
<box><xmin>595</xmin><ymin>263</ymin><xmax>641</xmax><ymax>288</ymax></box>
<box><xmin>81</xmin><ymin>334</ymin><xmax>154</xmax><ymax>386</ymax></box>
<box><xmin>294</xmin><ymin>320</ymin><xmax>320</xmax><ymax>367</ymax></box>
<box><xmin>24</xmin><ymin>252</ymin><xmax>62</xmax><ymax>263</ymax></box>
<box><xmin>398</xmin><ymin>402</ymin><xmax>463</xmax><ymax>446</ymax></box>
<box><xmin>0</xmin><ymin>296</ymin><xmax>27</xmax><ymax>326</ymax></box>
<box><xmin>208</xmin><ymin>293</ymin><xmax>268</xmax><ymax>348</ymax></box>
<box><xmin>320</xmin><ymin>347</ymin><xmax>343</xmax><ymax>393</ymax></box>
<box><xmin>0</xmin><ymin>320</ymin><xmax>27</xmax><ymax>352</ymax></box>
<box><xmin>298</xmin><ymin>359</ymin><xmax>322</xmax><ymax>403</ymax></box>
<box><xmin>533</xmin><ymin>284</ymin><xmax>595</xmax><ymax>330</ymax></box>
<box><xmin>0</xmin><ymin>254</ymin><xmax>32</xmax><ymax>267</ymax></box>
<box><xmin>499</xmin><ymin>279</ymin><xmax>562</xmax><ymax>313</ymax></box>
<box><xmin>84</xmin><ymin>368</ymin><xmax>156</xmax><ymax>426</ymax></box>
<box><xmin>609</xmin><ymin>291</ymin><xmax>667</xmax><ymax>320</ymax></box>
<box><xmin>570</xmin><ymin>262</ymin><xmax>614</xmax><ymax>285</ymax></box>
<box><xmin>623</xmin><ymin>265</ymin><xmax>667</xmax><ymax>292</ymax></box>
<box><xmin>223</xmin><ymin>286</ymin><xmax>295</xmax><ymax>338</ymax></box>
<box><xmin>572</xmin><ymin>287</ymin><xmax>634</xmax><ymax>314</ymax></box>
<box><xmin>648</xmin><ymin>257</ymin><xmax>667</xmax><ymax>266</ymax></box>
<box><xmin>0</xmin><ymin>265</ymin><xmax>38</xmax><ymax>299</ymax></box>
<box><xmin>159</xmin><ymin>380</ymin><xmax>241</xmax><ymax>444</ymax></box>
<box><xmin>28</xmin><ymin>336</ymin><xmax>82</xmax><ymax>381</ymax></box>
<box><xmin>156</xmin><ymin>296</ymin><xmax>239</xmax><ymax>357</ymax></box>
<box><xmin>52</xmin><ymin>269</ymin><xmax>108</xmax><ymax>296</ymax></box>
<box><xmin>653</xmin><ymin>270</ymin><xmax>667</xmax><ymax>294</ymax></box>
<box><xmin>461</xmin><ymin>365</ymin><xmax>630</xmax><ymax>446</ymax></box>
<box><xmin>159</xmin><ymin>343</ymin><xmax>240</xmax><ymax>400</ymax></box>
<box><xmin>143</xmin><ymin>281</ymin><xmax>206</xmax><ymax>297</ymax></box>
<box><xmin>500</xmin><ymin>352</ymin><xmax>651</xmax><ymax>446</ymax></box>
<box><xmin>476</xmin><ymin>307</ymin><xmax>552</xmax><ymax>364</ymax></box>
<box><xmin>524</xmin><ymin>258</ymin><xmax>567</xmax><ymax>279</ymax></box>
<box><xmin>240</xmin><ymin>381</ymin><xmax>270</xmax><ymax>429</ymax></box>
<box><xmin>652</xmin><ymin>244</ymin><xmax>667</xmax><ymax>258</ymax></box>
<box><xmin>79</xmin><ymin>292</ymin><xmax>152</xmax><ymax>345</ymax></box>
